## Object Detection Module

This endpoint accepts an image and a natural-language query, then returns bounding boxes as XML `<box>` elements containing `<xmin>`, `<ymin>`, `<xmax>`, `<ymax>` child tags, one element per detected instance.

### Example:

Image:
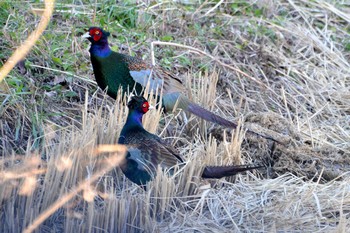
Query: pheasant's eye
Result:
<box><xmin>141</xmin><ymin>102</ymin><xmax>149</xmax><ymax>113</ymax></box>
<box><xmin>91</xmin><ymin>29</ymin><xmax>102</xmax><ymax>41</ymax></box>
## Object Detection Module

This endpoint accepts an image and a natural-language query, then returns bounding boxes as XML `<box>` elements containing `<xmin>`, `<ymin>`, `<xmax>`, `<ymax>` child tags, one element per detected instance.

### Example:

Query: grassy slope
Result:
<box><xmin>0</xmin><ymin>0</ymin><xmax>350</xmax><ymax>232</ymax></box>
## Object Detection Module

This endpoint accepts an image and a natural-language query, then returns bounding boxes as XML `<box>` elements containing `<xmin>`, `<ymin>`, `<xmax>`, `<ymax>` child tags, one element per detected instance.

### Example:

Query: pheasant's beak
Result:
<box><xmin>82</xmin><ymin>31</ymin><xmax>91</xmax><ymax>38</ymax></box>
<box><xmin>148</xmin><ymin>105</ymin><xmax>155</xmax><ymax>110</ymax></box>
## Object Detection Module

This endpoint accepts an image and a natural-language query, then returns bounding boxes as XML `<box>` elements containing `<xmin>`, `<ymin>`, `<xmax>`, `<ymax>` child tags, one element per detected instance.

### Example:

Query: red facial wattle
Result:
<box><xmin>90</xmin><ymin>28</ymin><xmax>102</xmax><ymax>41</ymax></box>
<box><xmin>141</xmin><ymin>102</ymin><xmax>149</xmax><ymax>113</ymax></box>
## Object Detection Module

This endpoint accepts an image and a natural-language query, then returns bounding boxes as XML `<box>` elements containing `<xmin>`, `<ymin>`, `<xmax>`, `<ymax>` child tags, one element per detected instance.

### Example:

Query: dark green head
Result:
<box><xmin>127</xmin><ymin>96</ymin><xmax>151</xmax><ymax>114</ymax></box>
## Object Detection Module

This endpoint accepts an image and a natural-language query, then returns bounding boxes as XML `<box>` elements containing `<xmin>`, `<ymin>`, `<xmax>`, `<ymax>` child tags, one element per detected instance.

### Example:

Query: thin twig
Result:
<box><xmin>151</xmin><ymin>41</ymin><xmax>270</xmax><ymax>90</ymax></box>
<box><xmin>30</xmin><ymin>64</ymin><xmax>96</xmax><ymax>84</ymax></box>
<box><xmin>203</xmin><ymin>0</ymin><xmax>224</xmax><ymax>17</ymax></box>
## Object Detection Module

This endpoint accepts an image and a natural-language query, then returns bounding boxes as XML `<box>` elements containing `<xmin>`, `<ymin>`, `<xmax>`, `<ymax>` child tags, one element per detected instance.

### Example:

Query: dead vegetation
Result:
<box><xmin>0</xmin><ymin>0</ymin><xmax>350</xmax><ymax>232</ymax></box>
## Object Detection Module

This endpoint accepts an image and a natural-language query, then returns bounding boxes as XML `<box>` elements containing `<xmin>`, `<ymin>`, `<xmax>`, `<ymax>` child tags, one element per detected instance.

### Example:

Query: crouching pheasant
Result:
<box><xmin>118</xmin><ymin>95</ymin><xmax>262</xmax><ymax>186</ymax></box>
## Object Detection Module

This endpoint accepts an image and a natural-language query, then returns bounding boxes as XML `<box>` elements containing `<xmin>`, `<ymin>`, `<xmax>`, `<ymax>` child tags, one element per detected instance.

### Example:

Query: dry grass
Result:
<box><xmin>1</xmin><ymin>0</ymin><xmax>350</xmax><ymax>232</ymax></box>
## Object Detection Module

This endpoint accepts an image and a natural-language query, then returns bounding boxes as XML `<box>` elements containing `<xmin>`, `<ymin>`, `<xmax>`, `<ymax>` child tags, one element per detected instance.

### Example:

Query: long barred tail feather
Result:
<box><xmin>186</xmin><ymin>101</ymin><xmax>281</xmax><ymax>144</ymax></box>
<box><xmin>187</xmin><ymin>101</ymin><xmax>239</xmax><ymax>128</ymax></box>
<box><xmin>201</xmin><ymin>164</ymin><xmax>264</xmax><ymax>179</ymax></box>
<box><xmin>162</xmin><ymin>93</ymin><xmax>281</xmax><ymax>144</ymax></box>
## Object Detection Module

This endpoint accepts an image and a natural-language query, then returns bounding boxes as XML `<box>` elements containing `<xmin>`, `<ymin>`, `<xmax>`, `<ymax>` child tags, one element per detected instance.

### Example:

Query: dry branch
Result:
<box><xmin>0</xmin><ymin>0</ymin><xmax>55</xmax><ymax>84</ymax></box>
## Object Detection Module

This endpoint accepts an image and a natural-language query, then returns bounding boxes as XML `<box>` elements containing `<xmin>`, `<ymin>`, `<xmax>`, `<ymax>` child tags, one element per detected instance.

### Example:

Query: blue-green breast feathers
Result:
<box><xmin>90</xmin><ymin>52</ymin><xmax>144</xmax><ymax>98</ymax></box>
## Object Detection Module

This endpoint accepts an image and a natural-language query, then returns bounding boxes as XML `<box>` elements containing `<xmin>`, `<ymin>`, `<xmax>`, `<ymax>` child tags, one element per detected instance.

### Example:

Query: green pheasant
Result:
<box><xmin>118</xmin><ymin>95</ymin><xmax>263</xmax><ymax>186</ymax></box>
<box><xmin>83</xmin><ymin>27</ymin><xmax>278</xmax><ymax>142</ymax></box>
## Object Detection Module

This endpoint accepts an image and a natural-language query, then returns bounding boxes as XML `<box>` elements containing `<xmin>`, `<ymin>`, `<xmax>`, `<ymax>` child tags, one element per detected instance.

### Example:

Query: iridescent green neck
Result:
<box><xmin>89</xmin><ymin>40</ymin><xmax>111</xmax><ymax>58</ymax></box>
<box><xmin>118</xmin><ymin>110</ymin><xmax>144</xmax><ymax>144</ymax></box>
<box><xmin>125</xmin><ymin>110</ymin><xmax>144</xmax><ymax>127</ymax></box>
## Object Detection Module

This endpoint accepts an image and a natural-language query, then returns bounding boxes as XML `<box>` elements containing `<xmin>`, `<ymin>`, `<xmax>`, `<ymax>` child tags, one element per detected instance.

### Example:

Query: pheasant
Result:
<box><xmin>83</xmin><ymin>27</ymin><xmax>278</xmax><ymax>142</ymax></box>
<box><xmin>118</xmin><ymin>95</ymin><xmax>263</xmax><ymax>186</ymax></box>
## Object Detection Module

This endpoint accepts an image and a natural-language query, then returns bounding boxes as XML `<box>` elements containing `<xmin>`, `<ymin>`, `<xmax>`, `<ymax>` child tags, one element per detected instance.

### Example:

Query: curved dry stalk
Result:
<box><xmin>0</xmin><ymin>0</ymin><xmax>55</xmax><ymax>84</ymax></box>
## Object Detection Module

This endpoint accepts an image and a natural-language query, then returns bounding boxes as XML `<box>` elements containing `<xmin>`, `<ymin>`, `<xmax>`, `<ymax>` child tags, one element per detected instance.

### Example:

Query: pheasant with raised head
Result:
<box><xmin>117</xmin><ymin>95</ymin><xmax>263</xmax><ymax>186</ymax></box>
<box><xmin>83</xmin><ymin>27</ymin><xmax>278</xmax><ymax>142</ymax></box>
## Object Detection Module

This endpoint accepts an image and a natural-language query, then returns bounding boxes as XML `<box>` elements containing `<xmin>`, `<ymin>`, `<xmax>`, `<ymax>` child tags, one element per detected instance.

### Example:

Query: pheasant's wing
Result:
<box><xmin>152</xmin><ymin>135</ymin><xmax>184</xmax><ymax>164</ymax></box>
<box><xmin>124</xmin><ymin>131</ymin><xmax>183</xmax><ymax>170</ymax></box>
<box><xmin>122</xmin><ymin>54</ymin><xmax>186</xmax><ymax>94</ymax></box>
<box><xmin>152</xmin><ymin>134</ymin><xmax>184</xmax><ymax>163</ymax></box>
